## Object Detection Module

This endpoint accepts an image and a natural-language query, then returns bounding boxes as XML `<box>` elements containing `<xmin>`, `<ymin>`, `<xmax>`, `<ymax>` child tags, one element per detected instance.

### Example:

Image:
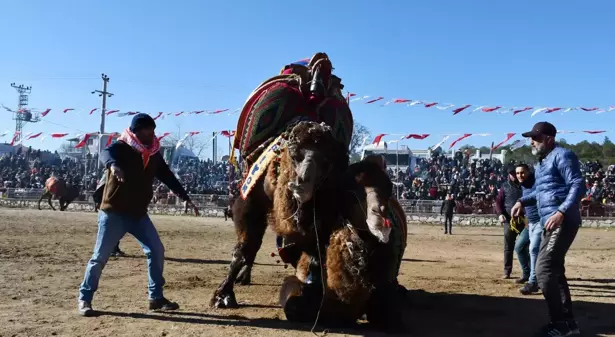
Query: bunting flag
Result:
<box><xmin>220</xmin><ymin>130</ymin><xmax>236</xmax><ymax>137</ymax></box>
<box><xmin>509</xmin><ymin>139</ymin><xmax>524</xmax><ymax>150</ymax></box>
<box><xmin>372</xmin><ymin>133</ymin><xmax>388</xmax><ymax>145</ymax></box>
<box><xmin>152</xmin><ymin>112</ymin><xmax>163</xmax><ymax>120</ymax></box>
<box><xmin>9</xmin><ymin>132</ymin><xmax>20</xmax><ymax>146</ymax></box>
<box><xmin>105</xmin><ymin>133</ymin><xmax>119</xmax><ymax>146</ymax></box>
<box><xmin>403</xmin><ymin>133</ymin><xmax>430</xmax><ymax>140</ymax></box>
<box><xmin>89</xmin><ymin>108</ymin><xmax>98</xmax><ymax>115</ymax></box>
<box><xmin>424</xmin><ymin>102</ymin><xmax>438</xmax><ymax>108</ymax></box>
<box><xmin>51</xmin><ymin>133</ymin><xmax>69</xmax><ymax>138</ymax></box>
<box><xmin>492</xmin><ymin>133</ymin><xmax>516</xmax><ymax>150</ymax></box>
<box><xmin>452</xmin><ymin>104</ymin><xmax>472</xmax><ymax>115</ymax></box>
<box><xmin>26</xmin><ymin>132</ymin><xmax>43</xmax><ymax>140</ymax></box>
<box><xmin>106</xmin><ymin>109</ymin><xmax>120</xmax><ymax>116</ymax></box>
<box><xmin>157</xmin><ymin>132</ymin><xmax>171</xmax><ymax>141</ymax></box>
<box><xmin>75</xmin><ymin>133</ymin><xmax>93</xmax><ymax>148</ymax></box>
<box><xmin>513</xmin><ymin>107</ymin><xmax>533</xmax><ymax>115</ymax></box>
<box><xmin>432</xmin><ymin>135</ymin><xmax>450</xmax><ymax>150</ymax></box>
<box><xmin>0</xmin><ymin>131</ymin><xmax>9</xmax><ymax>138</ymax></box>
<box><xmin>365</xmin><ymin>97</ymin><xmax>384</xmax><ymax>104</ymax></box>
<box><xmin>63</xmin><ymin>108</ymin><xmax>75</xmax><ymax>113</ymax></box>
<box><xmin>41</xmin><ymin>108</ymin><xmax>52</xmax><ymax>117</ymax></box>
<box><xmin>449</xmin><ymin>134</ymin><xmax>473</xmax><ymax>149</ymax></box>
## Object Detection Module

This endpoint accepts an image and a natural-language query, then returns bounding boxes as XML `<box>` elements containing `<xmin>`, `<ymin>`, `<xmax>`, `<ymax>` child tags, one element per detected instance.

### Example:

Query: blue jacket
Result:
<box><xmin>521</xmin><ymin>184</ymin><xmax>541</xmax><ymax>224</ymax></box>
<box><xmin>520</xmin><ymin>146</ymin><xmax>586</xmax><ymax>225</ymax></box>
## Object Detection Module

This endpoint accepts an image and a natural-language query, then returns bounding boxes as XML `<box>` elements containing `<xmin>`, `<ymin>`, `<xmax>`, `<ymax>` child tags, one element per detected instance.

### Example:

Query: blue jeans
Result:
<box><xmin>514</xmin><ymin>227</ymin><xmax>531</xmax><ymax>278</ymax></box>
<box><xmin>79</xmin><ymin>211</ymin><xmax>166</xmax><ymax>302</ymax></box>
<box><xmin>527</xmin><ymin>222</ymin><xmax>543</xmax><ymax>284</ymax></box>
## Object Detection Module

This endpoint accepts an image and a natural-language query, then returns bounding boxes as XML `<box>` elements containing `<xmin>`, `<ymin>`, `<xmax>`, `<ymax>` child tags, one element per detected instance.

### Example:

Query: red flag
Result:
<box><xmin>106</xmin><ymin>109</ymin><xmax>119</xmax><ymax>116</ymax></box>
<box><xmin>452</xmin><ymin>104</ymin><xmax>471</xmax><ymax>115</ymax></box>
<box><xmin>482</xmin><ymin>106</ymin><xmax>501</xmax><ymax>112</ymax></box>
<box><xmin>41</xmin><ymin>108</ymin><xmax>52</xmax><ymax>117</ymax></box>
<box><xmin>9</xmin><ymin>132</ymin><xmax>20</xmax><ymax>146</ymax></box>
<box><xmin>105</xmin><ymin>133</ymin><xmax>119</xmax><ymax>146</ymax></box>
<box><xmin>220</xmin><ymin>130</ymin><xmax>236</xmax><ymax>137</ymax></box>
<box><xmin>583</xmin><ymin>130</ymin><xmax>606</xmax><ymax>134</ymax></box>
<box><xmin>545</xmin><ymin>107</ymin><xmax>561</xmax><ymax>114</ymax></box>
<box><xmin>192</xmin><ymin>110</ymin><xmax>205</xmax><ymax>114</ymax></box>
<box><xmin>153</xmin><ymin>112</ymin><xmax>163</xmax><ymax>120</ymax></box>
<box><xmin>75</xmin><ymin>133</ymin><xmax>92</xmax><ymax>148</ymax></box>
<box><xmin>372</xmin><ymin>133</ymin><xmax>387</xmax><ymax>145</ymax></box>
<box><xmin>449</xmin><ymin>134</ymin><xmax>472</xmax><ymax>149</ymax></box>
<box><xmin>404</xmin><ymin>134</ymin><xmax>430</xmax><ymax>140</ymax></box>
<box><xmin>492</xmin><ymin>133</ymin><xmax>516</xmax><ymax>150</ymax></box>
<box><xmin>394</xmin><ymin>99</ymin><xmax>411</xmax><ymax>104</ymax></box>
<box><xmin>580</xmin><ymin>107</ymin><xmax>599</xmax><ymax>112</ymax></box>
<box><xmin>27</xmin><ymin>132</ymin><xmax>43</xmax><ymax>140</ymax></box>
<box><xmin>513</xmin><ymin>107</ymin><xmax>533</xmax><ymax>115</ymax></box>
<box><xmin>89</xmin><ymin>108</ymin><xmax>98</xmax><ymax>115</ymax></box>
<box><xmin>157</xmin><ymin>132</ymin><xmax>171</xmax><ymax>141</ymax></box>
<box><xmin>63</xmin><ymin>108</ymin><xmax>75</xmax><ymax>113</ymax></box>
<box><xmin>365</xmin><ymin>97</ymin><xmax>384</xmax><ymax>104</ymax></box>
<box><xmin>188</xmin><ymin>131</ymin><xmax>201</xmax><ymax>136</ymax></box>
<box><xmin>174</xmin><ymin>111</ymin><xmax>185</xmax><ymax>116</ymax></box>
<box><xmin>424</xmin><ymin>102</ymin><xmax>438</xmax><ymax>108</ymax></box>
<box><xmin>209</xmin><ymin>109</ymin><xmax>229</xmax><ymax>114</ymax></box>
<box><xmin>51</xmin><ymin>133</ymin><xmax>69</xmax><ymax>138</ymax></box>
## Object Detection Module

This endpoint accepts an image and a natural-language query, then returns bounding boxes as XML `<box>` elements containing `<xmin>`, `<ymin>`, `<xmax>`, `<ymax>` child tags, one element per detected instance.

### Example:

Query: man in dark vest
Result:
<box><xmin>495</xmin><ymin>164</ymin><xmax>528</xmax><ymax>282</ymax></box>
<box><xmin>440</xmin><ymin>193</ymin><xmax>456</xmax><ymax>234</ymax></box>
<box><xmin>77</xmin><ymin>113</ymin><xmax>199</xmax><ymax>316</ymax></box>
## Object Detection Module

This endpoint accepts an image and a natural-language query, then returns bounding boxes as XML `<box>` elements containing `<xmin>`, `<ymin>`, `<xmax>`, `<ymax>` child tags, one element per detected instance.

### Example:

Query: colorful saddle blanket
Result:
<box><xmin>234</xmin><ymin>53</ymin><xmax>354</xmax><ymax>161</ymax></box>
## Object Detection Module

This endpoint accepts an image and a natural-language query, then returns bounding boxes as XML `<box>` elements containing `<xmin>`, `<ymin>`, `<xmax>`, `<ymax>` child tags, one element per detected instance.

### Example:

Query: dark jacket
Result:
<box><xmin>100</xmin><ymin>141</ymin><xmax>190</xmax><ymax>217</ymax></box>
<box><xmin>440</xmin><ymin>199</ymin><xmax>456</xmax><ymax>215</ymax></box>
<box><xmin>520</xmin><ymin>175</ymin><xmax>540</xmax><ymax>224</ymax></box>
<box><xmin>495</xmin><ymin>179</ymin><xmax>522</xmax><ymax>222</ymax></box>
<box><xmin>520</xmin><ymin>146</ymin><xmax>585</xmax><ymax>226</ymax></box>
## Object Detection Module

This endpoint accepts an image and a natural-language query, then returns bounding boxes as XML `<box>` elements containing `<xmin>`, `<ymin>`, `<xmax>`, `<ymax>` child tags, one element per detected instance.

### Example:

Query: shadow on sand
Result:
<box><xmin>96</xmin><ymin>289</ymin><xmax>615</xmax><ymax>337</ymax></box>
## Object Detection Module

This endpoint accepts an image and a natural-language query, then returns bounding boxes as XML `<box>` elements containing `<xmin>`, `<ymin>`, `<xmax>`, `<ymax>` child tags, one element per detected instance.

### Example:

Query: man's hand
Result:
<box><xmin>185</xmin><ymin>200</ymin><xmax>200</xmax><ymax>217</ymax></box>
<box><xmin>545</xmin><ymin>211</ymin><xmax>564</xmax><ymax>231</ymax></box>
<box><xmin>498</xmin><ymin>215</ymin><xmax>506</xmax><ymax>223</ymax></box>
<box><xmin>511</xmin><ymin>201</ymin><xmax>523</xmax><ymax>217</ymax></box>
<box><xmin>110</xmin><ymin>164</ymin><xmax>124</xmax><ymax>183</ymax></box>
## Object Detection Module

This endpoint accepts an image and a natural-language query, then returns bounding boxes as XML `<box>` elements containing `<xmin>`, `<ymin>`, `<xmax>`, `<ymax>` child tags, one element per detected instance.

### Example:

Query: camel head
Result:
<box><xmin>343</xmin><ymin>155</ymin><xmax>394</xmax><ymax>243</ymax></box>
<box><xmin>285</xmin><ymin>121</ymin><xmax>344</xmax><ymax>204</ymax></box>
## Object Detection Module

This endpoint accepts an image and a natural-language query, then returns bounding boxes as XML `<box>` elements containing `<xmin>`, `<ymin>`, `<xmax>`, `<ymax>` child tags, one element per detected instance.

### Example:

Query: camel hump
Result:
<box><xmin>45</xmin><ymin>177</ymin><xmax>65</xmax><ymax>194</ymax></box>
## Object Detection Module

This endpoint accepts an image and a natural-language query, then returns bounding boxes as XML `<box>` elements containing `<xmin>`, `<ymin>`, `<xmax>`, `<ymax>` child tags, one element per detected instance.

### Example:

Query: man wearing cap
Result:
<box><xmin>77</xmin><ymin>113</ymin><xmax>200</xmax><ymax>316</ymax></box>
<box><xmin>495</xmin><ymin>164</ymin><xmax>528</xmax><ymax>282</ymax></box>
<box><xmin>512</xmin><ymin>121</ymin><xmax>584</xmax><ymax>336</ymax></box>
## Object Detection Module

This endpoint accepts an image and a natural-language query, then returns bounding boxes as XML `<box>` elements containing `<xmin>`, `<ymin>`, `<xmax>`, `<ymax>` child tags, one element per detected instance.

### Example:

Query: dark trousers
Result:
<box><xmin>535</xmin><ymin>223</ymin><xmax>579</xmax><ymax>322</ymax></box>
<box><xmin>503</xmin><ymin>222</ymin><xmax>529</xmax><ymax>276</ymax></box>
<box><xmin>443</xmin><ymin>213</ymin><xmax>453</xmax><ymax>233</ymax></box>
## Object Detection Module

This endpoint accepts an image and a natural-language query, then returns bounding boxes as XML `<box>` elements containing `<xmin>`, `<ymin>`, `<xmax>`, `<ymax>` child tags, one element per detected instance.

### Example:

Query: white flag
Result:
<box><xmin>432</xmin><ymin>135</ymin><xmax>451</xmax><ymax>149</ymax></box>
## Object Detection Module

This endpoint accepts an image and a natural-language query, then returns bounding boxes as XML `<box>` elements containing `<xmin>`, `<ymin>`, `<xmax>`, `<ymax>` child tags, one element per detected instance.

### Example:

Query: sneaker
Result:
<box><xmin>567</xmin><ymin>320</ymin><xmax>580</xmax><ymax>335</ymax></box>
<box><xmin>148</xmin><ymin>297</ymin><xmax>180</xmax><ymax>311</ymax></box>
<box><xmin>534</xmin><ymin>321</ymin><xmax>579</xmax><ymax>337</ymax></box>
<box><xmin>78</xmin><ymin>300</ymin><xmax>94</xmax><ymax>317</ymax></box>
<box><xmin>519</xmin><ymin>282</ymin><xmax>540</xmax><ymax>295</ymax></box>
<box><xmin>515</xmin><ymin>276</ymin><xmax>529</xmax><ymax>284</ymax></box>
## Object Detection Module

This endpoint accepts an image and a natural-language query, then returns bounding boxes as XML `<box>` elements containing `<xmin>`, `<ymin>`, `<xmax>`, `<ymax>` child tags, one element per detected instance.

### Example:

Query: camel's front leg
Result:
<box><xmin>210</xmin><ymin>194</ymin><xmax>268</xmax><ymax>308</ymax></box>
<box><xmin>38</xmin><ymin>191</ymin><xmax>49</xmax><ymax>210</ymax></box>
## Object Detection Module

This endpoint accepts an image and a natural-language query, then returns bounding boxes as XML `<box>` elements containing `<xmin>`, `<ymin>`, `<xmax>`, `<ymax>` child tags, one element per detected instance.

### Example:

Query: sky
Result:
<box><xmin>1</xmin><ymin>0</ymin><xmax>614</xmax><ymax>159</ymax></box>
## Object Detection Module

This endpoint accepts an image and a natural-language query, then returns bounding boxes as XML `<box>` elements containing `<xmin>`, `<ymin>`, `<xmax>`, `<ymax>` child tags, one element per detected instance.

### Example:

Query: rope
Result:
<box><xmin>310</xmin><ymin>194</ymin><xmax>328</xmax><ymax>336</ymax></box>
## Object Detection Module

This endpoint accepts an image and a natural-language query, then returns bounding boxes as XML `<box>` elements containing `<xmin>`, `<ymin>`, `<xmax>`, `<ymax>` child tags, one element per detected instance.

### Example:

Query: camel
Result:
<box><xmin>210</xmin><ymin>121</ymin><xmax>349</xmax><ymax>308</ymax></box>
<box><xmin>279</xmin><ymin>155</ymin><xmax>409</xmax><ymax>330</ymax></box>
<box><xmin>38</xmin><ymin>177</ymin><xmax>80</xmax><ymax>211</ymax></box>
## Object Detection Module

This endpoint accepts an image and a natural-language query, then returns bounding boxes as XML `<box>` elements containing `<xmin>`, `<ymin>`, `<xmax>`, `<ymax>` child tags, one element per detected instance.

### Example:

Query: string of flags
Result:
<box><xmin>347</xmin><ymin>93</ymin><xmax>615</xmax><ymax>117</ymax></box>
<box><xmin>0</xmin><ymin>104</ymin><xmax>239</xmax><ymax>119</ymax></box>
<box><xmin>371</xmin><ymin>129</ymin><xmax>608</xmax><ymax>151</ymax></box>
<box><xmin>0</xmin><ymin>130</ymin><xmax>236</xmax><ymax>149</ymax></box>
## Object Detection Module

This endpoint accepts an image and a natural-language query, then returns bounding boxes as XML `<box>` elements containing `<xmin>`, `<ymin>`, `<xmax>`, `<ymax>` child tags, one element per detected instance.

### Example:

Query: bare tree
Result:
<box><xmin>161</xmin><ymin>134</ymin><xmax>211</xmax><ymax>159</ymax></box>
<box><xmin>349</xmin><ymin>122</ymin><xmax>371</xmax><ymax>162</ymax></box>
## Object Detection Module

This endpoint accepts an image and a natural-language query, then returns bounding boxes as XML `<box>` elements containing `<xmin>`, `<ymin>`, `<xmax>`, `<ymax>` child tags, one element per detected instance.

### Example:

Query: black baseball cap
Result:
<box><xmin>521</xmin><ymin>121</ymin><xmax>557</xmax><ymax>138</ymax></box>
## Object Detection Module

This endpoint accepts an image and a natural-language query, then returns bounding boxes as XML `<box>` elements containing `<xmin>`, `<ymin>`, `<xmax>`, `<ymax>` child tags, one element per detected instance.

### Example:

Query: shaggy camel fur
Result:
<box><xmin>210</xmin><ymin>121</ymin><xmax>348</xmax><ymax>309</ymax></box>
<box><xmin>280</xmin><ymin>155</ymin><xmax>409</xmax><ymax>331</ymax></box>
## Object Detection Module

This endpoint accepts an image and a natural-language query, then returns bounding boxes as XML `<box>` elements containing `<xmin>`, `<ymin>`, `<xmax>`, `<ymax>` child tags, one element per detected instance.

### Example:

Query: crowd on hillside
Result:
<box><xmin>0</xmin><ymin>150</ymin><xmax>232</xmax><ymax>196</ymax></box>
<box><xmin>2</xmin><ymin>146</ymin><xmax>615</xmax><ymax>207</ymax></box>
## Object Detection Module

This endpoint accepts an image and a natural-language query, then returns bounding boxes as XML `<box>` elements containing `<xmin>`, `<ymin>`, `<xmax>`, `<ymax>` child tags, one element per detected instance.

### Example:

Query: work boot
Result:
<box><xmin>149</xmin><ymin>297</ymin><xmax>180</xmax><ymax>311</ymax></box>
<box><xmin>519</xmin><ymin>282</ymin><xmax>540</xmax><ymax>295</ymax></box>
<box><xmin>515</xmin><ymin>275</ymin><xmax>529</xmax><ymax>284</ymax></box>
<box><xmin>501</xmin><ymin>273</ymin><xmax>511</xmax><ymax>280</ymax></box>
<box><xmin>78</xmin><ymin>300</ymin><xmax>94</xmax><ymax>317</ymax></box>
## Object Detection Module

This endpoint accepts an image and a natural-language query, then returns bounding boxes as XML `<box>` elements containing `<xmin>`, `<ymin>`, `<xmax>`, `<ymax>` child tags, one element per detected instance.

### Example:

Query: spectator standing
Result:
<box><xmin>514</xmin><ymin>163</ymin><xmax>542</xmax><ymax>295</ymax></box>
<box><xmin>495</xmin><ymin>165</ymin><xmax>529</xmax><ymax>282</ymax></box>
<box><xmin>440</xmin><ymin>193</ymin><xmax>456</xmax><ymax>234</ymax></box>
<box><xmin>512</xmin><ymin>122</ymin><xmax>585</xmax><ymax>336</ymax></box>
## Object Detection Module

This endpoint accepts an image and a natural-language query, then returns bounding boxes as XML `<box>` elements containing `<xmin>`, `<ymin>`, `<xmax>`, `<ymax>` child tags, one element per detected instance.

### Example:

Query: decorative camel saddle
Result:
<box><xmin>234</xmin><ymin>52</ymin><xmax>354</xmax><ymax>166</ymax></box>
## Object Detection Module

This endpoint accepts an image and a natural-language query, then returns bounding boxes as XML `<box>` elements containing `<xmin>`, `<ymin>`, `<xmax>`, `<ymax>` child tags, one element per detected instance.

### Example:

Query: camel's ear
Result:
<box><xmin>364</xmin><ymin>155</ymin><xmax>386</xmax><ymax>171</ymax></box>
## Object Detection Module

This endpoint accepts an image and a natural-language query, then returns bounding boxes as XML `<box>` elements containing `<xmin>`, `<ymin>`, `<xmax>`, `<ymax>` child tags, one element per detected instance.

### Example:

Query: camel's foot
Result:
<box><xmin>210</xmin><ymin>289</ymin><xmax>238</xmax><ymax>309</ymax></box>
<box><xmin>235</xmin><ymin>265</ymin><xmax>252</xmax><ymax>285</ymax></box>
<box><xmin>366</xmin><ymin>283</ymin><xmax>407</xmax><ymax>333</ymax></box>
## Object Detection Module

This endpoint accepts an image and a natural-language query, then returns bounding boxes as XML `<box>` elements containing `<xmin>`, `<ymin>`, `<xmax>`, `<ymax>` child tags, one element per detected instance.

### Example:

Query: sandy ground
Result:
<box><xmin>0</xmin><ymin>208</ymin><xmax>614</xmax><ymax>337</ymax></box>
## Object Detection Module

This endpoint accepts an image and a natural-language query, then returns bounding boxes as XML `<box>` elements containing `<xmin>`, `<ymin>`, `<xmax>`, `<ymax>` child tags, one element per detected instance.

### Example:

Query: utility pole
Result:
<box><xmin>91</xmin><ymin>74</ymin><xmax>113</xmax><ymax>171</ymax></box>
<box><xmin>212</xmin><ymin>132</ymin><xmax>217</xmax><ymax>164</ymax></box>
<box><xmin>10</xmin><ymin>83</ymin><xmax>32</xmax><ymax>143</ymax></box>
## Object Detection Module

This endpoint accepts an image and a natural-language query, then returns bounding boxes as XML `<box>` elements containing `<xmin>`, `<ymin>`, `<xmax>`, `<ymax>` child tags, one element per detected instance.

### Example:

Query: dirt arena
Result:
<box><xmin>0</xmin><ymin>209</ymin><xmax>613</xmax><ymax>337</ymax></box>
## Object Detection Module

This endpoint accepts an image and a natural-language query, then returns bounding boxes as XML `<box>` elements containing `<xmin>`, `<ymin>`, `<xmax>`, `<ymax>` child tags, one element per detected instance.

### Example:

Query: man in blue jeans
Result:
<box><xmin>512</xmin><ymin>121</ymin><xmax>585</xmax><ymax>337</ymax></box>
<box><xmin>513</xmin><ymin>163</ymin><xmax>542</xmax><ymax>295</ymax></box>
<box><xmin>78</xmin><ymin>113</ymin><xmax>199</xmax><ymax>316</ymax></box>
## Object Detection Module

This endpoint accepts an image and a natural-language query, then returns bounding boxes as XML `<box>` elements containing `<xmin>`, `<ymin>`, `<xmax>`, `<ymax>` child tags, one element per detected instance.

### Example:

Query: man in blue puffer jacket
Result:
<box><xmin>512</xmin><ymin>122</ymin><xmax>585</xmax><ymax>337</ymax></box>
<box><xmin>513</xmin><ymin>163</ymin><xmax>541</xmax><ymax>295</ymax></box>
